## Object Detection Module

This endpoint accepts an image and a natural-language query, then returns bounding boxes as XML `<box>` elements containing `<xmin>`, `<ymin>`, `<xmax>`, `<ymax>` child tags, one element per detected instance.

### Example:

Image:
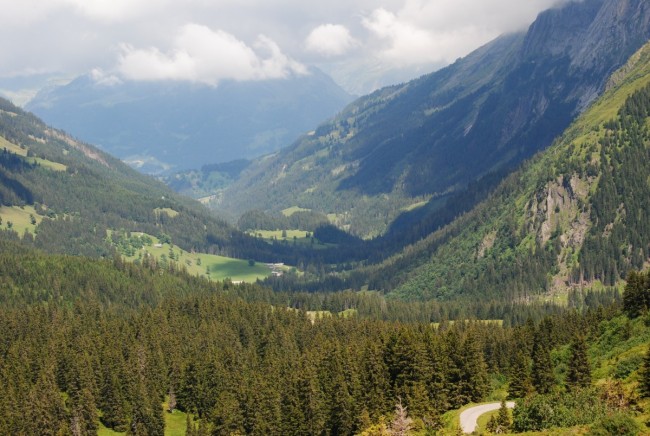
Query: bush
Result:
<box><xmin>513</xmin><ymin>388</ymin><xmax>608</xmax><ymax>432</ymax></box>
<box><xmin>589</xmin><ymin>413</ymin><xmax>640</xmax><ymax>435</ymax></box>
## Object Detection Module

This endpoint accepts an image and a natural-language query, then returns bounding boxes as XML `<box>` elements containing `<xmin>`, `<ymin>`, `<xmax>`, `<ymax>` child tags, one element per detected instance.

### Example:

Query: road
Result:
<box><xmin>459</xmin><ymin>401</ymin><xmax>515</xmax><ymax>434</ymax></box>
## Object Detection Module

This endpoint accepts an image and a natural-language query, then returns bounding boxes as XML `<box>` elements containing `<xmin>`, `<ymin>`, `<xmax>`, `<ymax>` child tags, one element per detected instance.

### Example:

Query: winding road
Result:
<box><xmin>459</xmin><ymin>401</ymin><xmax>515</xmax><ymax>433</ymax></box>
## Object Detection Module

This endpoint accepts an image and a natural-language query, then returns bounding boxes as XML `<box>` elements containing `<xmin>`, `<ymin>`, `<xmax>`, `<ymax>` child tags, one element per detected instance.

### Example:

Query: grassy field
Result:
<box><xmin>119</xmin><ymin>232</ymin><xmax>273</xmax><ymax>282</ymax></box>
<box><xmin>154</xmin><ymin>207</ymin><xmax>180</xmax><ymax>218</ymax></box>
<box><xmin>247</xmin><ymin>229</ymin><xmax>335</xmax><ymax>250</ymax></box>
<box><xmin>96</xmin><ymin>400</ymin><xmax>190</xmax><ymax>436</ymax></box>
<box><xmin>432</xmin><ymin>319</ymin><xmax>503</xmax><ymax>328</ymax></box>
<box><xmin>1</xmin><ymin>135</ymin><xmax>67</xmax><ymax>171</ymax></box>
<box><xmin>281</xmin><ymin>206</ymin><xmax>311</xmax><ymax>216</ymax></box>
<box><xmin>0</xmin><ymin>205</ymin><xmax>42</xmax><ymax>236</ymax></box>
<box><xmin>252</xmin><ymin>229</ymin><xmax>311</xmax><ymax>240</ymax></box>
<box><xmin>0</xmin><ymin>136</ymin><xmax>27</xmax><ymax>156</ymax></box>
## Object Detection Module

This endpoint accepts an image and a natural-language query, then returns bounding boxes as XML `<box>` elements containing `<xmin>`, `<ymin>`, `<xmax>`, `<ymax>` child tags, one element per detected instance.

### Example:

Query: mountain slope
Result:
<box><xmin>0</xmin><ymin>97</ymin><xmax>273</xmax><ymax>260</ymax></box>
<box><xmin>221</xmin><ymin>0</ymin><xmax>650</xmax><ymax>237</ymax></box>
<box><xmin>26</xmin><ymin>69</ymin><xmax>352</xmax><ymax>174</ymax></box>
<box><xmin>358</xmin><ymin>40</ymin><xmax>650</xmax><ymax>301</ymax></box>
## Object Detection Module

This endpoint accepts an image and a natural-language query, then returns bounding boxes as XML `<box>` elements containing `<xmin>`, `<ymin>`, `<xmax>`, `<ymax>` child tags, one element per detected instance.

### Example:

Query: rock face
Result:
<box><xmin>223</xmin><ymin>0</ymin><xmax>650</xmax><ymax>237</ymax></box>
<box><xmin>26</xmin><ymin>69</ymin><xmax>353</xmax><ymax>174</ymax></box>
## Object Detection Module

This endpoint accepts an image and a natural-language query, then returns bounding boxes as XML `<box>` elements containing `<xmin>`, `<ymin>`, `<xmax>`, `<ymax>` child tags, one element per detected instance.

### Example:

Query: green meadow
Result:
<box><xmin>116</xmin><ymin>232</ymin><xmax>274</xmax><ymax>282</ymax></box>
<box><xmin>0</xmin><ymin>205</ymin><xmax>42</xmax><ymax>236</ymax></box>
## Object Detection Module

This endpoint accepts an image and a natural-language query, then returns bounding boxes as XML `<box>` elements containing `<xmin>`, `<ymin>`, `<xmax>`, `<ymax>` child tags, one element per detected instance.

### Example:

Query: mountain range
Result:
<box><xmin>26</xmin><ymin>69</ymin><xmax>352</xmax><ymax>174</ymax></box>
<box><xmin>218</xmin><ymin>0</ymin><xmax>650</xmax><ymax>238</ymax></box>
<box><xmin>4</xmin><ymin>0</ymin><xmax>650</xmax><ymax>434</ymax></box>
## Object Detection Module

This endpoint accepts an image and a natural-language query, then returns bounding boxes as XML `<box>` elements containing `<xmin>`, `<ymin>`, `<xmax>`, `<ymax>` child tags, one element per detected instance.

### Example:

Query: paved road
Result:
<box><xmin>459</xmin><ymin>401</ymin><xmax>515</xmax><ymax>433</ymax></box>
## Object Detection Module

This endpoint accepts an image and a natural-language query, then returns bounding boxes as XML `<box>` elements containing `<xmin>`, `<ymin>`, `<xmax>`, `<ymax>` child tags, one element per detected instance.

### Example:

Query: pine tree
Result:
<box><xmin>496</xmin><ymin>399</ymin><xmax>511</xmax><ymax>432</ymax></box>
<box><xmin>508</xmin><ymin>351</ymin><xmax>532</xmax><ymax>399</ymax></box>
<box><xmin>623</xmin><ymin>270</ymin><xmax>645</xmax><ymax>318</ymax></box>
<box><xmin>531</xmin><ymin>339</ymin><xmax>554</xmax><ymax>394</ymax></box>
<box><xmin>566</xmin><ymin>335</ymin><xmax>591</xmax><ymax>390</ymax></box>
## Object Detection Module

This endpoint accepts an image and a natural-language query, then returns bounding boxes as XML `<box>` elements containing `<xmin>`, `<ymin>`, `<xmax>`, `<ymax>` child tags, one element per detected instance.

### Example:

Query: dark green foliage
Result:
<box><xmin>566</xmin><ymin>335</ymin><xmax>591</xmax><ymax>390</ymax></box>
<box><xmin>0</xmin><ymin>245</ymin><xmax>522</xmax><ymax>435</ymax></box>
<box><xmin>624</xmin><ymin>270</ymin><xmax>650</xmax><ymax>318</ymax></box>
<box><xmin>512</xmin><ymin>388</ymin><xmax>610</xmax><ymax>432</ymax></box>
<box><xmin>497</xmin><ymin>399</ymin><xmax>511</xmax><ymax>430</ymax></box>
<box><xmin>508</xmin><ymin>351</ymin><xmax>532</xmax><ymax>399</ymax></box>
<box><xmin>531</xmin><ymin>338</ymin><xmax>555</xmax><ymax>395</ymax></box>
<box><xmin>487</xmin><ymin>399</ymin><xmax>511</xmax><ymax>433</ymax></box>
<box><xmin>589</xmin><ymin>413</ymin><xmax>640</xmax><ymax>436</ymax></box>
<box><xmin>579</xmin><ymin>84</ymin><xmax>650</xmax><ymax>286</ymax></box>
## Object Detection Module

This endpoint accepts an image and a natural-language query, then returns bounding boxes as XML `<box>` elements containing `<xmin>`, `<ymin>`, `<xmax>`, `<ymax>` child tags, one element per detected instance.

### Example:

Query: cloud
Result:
<box><xmin>0</xmin><ymin>0</ymin><xmax>569</xmax><ymax>97</ymax></box>
<box><xmin>362</xmin><ymin>0</ymin><xmax>565</xmax><ymax>67</ymax></box>
<box><xmin>306</xmin><ymin>24</ymin><xmax>357</xmax><ymax>57</ymax></box>
<box><xmin>90</xmin><ymin>68</ymin><xmax>122</xmax><ymax>86</ymax></box>
<box><xmin>61</xmin><ymin>0</ymin><xmax>171</xmax><ymax>22</ymax></box>
<box><xmin>117</xmin><ymin>24</ymin><xmax>307</xmax><ymax>85</ymax></box>
<box><xmin>362</xmin><ymin>8</ymin><xmax>439</xmax><ymax>66</ymax></box>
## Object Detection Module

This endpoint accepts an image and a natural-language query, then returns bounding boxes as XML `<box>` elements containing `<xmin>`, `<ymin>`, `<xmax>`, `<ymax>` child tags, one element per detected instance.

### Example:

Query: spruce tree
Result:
<box><xmin>508</xmin><ymin>351</ymin><xmax>532</xmax><ymax>399</ymax></box>
<box><xmin>566</xmin><ymin>335</ymin><xmax>591</xmax><ymax>390</ymax></box>
<box><xmin>496</xmin><ymin>399</ymin><xmax>511</xmax><ymax>432</ymax></box>
<box><xmin>531</xmin><ymin>339</ymin><xmax>554</xmax><ymax>394</ymax></box>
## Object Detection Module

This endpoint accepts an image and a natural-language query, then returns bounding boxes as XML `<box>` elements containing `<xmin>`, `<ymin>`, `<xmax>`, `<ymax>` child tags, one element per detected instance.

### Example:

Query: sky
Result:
<box><xmin>0</xmin><ymin>0</ymin><xmax>568</xmax><ymax>103</ymax></box>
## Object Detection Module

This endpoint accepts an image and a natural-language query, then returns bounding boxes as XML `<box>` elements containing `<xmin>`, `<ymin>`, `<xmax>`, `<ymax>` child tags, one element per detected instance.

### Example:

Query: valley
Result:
<box><xmin>2</xmin><ymin>0</ymin><xmax>650</xmax><ymax>434</ymax></box>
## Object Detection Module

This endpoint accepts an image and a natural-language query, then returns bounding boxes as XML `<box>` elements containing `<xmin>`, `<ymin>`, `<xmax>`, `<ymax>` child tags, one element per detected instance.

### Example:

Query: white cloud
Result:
<box><xmin>363</xmin><ymin>8</ymin><xmax>440</xmax><ymax>66</ymax></box>
<box><xmin>90</xmin><ymin>68</ymin><xmax>122</xmax><ymax>86</ymax></box>
<box><xmin>61</xmin><ymin>0</ymin><xmax>171</xmax><ymax>22</ymax></box>
<box><xmin>306</xmin><ymin>24</ymin><xmax>357</xmax><ymax>57</ymax></box>
<box><xmin>362</xmin><ymin>0</ymin><xmax>564</xmax><ymax>67</ymax></box>
<box><xmin>0</xmin><ymin>0</ymin><xmax>569</xmax><ymax>95</ymax></box>
<box><xmin>117</xmin><ymin>24</ymin><xmax>307</xmax><ymax>85</ymax></box>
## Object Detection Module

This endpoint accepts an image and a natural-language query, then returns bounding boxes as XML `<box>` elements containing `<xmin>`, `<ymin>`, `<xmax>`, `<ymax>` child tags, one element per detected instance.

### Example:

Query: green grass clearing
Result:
<box><xmin>32</xmin><ymin>156</ymin><xmax>66</xmax><ymax>171</ymax></box>
<box><xmin>116</xmin><ymin>232</ymin><xmax>273</xmax><ymax>282</ymax></box>
<box><xmin>401</xmin><ymin>200</ymin><xmax>427</xmax><ymax>212</ymax></box>
<box><xmin>0</xmin><ymin>135</ymin><xmax>66</xmax><ymax>171</ymax></box>
<box><xmin>248</xmin><ymin>229</ymin><xmax>335</xmax><ymax>249</ymax></box>
<box><xmin>252</xmin><ymin>229</ymin><xmax>310</xmax><ymax>240</ymax></box>
<box><xmin>97</xmin><ymin>423</ymin><xmax>123</xmax><ymax>436</ymax></box>
<box><xmin>163</xmin><ymin>398</ymin><xmax>189</xmax><ymax>436</ymax></box>
<box><xmin>281</xmin><ymin>206</ymin><xmax>311</xmax><ymax>216</ymax></box>
<box><xmin>0</xmin><ymin>136</ymin><xmax>27</xmax><ymax>156</ymax></box>
<box><xmin>154</xmin><ymin>207</ymin><xmax>180</xmax><ymax>218</ymax></box>
<box><xmin>0</xmin><ymin>205</ymin><xmax>42</xmax><ymax>236</ymax></box>
<box><xmin>96</xmin><ymin>400</ymin><xmax>191</xmax><ymax>436</ymax></box>
<box><xmin>432</xmin><ymin>319</ymin><xmax>503</xmax><ymax>328</ymax></box>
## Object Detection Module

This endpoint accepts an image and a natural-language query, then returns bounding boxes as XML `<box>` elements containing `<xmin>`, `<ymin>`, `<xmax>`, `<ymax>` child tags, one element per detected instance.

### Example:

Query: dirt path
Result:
<box><xmin>459</xmin><ymin>401</ymin><xmax>515</xmax><ymax>433</ymax></box>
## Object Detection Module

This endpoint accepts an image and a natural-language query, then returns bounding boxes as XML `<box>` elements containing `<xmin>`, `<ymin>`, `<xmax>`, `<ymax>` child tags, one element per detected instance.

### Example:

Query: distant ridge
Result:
<box><xmin>26</xmin><ymin>68</ymin><xmax>352</xmax><ymax>174</ymax></box>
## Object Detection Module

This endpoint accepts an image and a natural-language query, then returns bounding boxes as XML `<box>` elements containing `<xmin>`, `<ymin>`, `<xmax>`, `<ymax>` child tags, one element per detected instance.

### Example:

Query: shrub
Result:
<box><xmin>589</xmin><ymin>413</ymin><xmax>640</xmax><ymax>435</ymax></box>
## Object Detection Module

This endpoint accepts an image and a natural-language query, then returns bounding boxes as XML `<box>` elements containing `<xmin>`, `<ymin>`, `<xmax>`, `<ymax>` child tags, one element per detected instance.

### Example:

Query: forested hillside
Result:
<box><xmin>0</xmin><ymin>97</ymin><xmax>280</xmax><ymax>261</ymax></box>
<box><xmin>2</xmin><ymin>237</ymin><xmax>648</xmax><ymax>435</ymax></box>
<box><xmin>384</xmin><ymin>40</ymin><xmax>650</xmax><ymax>301</ymax></box>
<box><xmin>220</xmin><ymin>0</ymin><xmax>650</xmax><ymax>238</ymax></box>
<box><xmin>262</xmin><ymin>40</ymin><xmax>650</xmax><ymax>303</ymax></box>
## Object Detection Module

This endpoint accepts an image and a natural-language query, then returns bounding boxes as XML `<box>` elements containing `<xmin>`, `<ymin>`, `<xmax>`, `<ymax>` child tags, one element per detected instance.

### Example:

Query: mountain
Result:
<box><xmin>220</xmin><ymin>0</ymin><xmax>650</xmax><ymax>238</ymax></box>
<box><xmin>26</xmin><ymin>69</ymin><xmax>352</xmax><ymax>174</ymax></box>
<box><xmin>353</xmin><ymin>39</ymin><xmax>650</xmax><ymax>301</ymax></box>
<box><xmin>0</xmin><ymin>97</ymin><xmax>275</xmax><ymax>260</ymax></box>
